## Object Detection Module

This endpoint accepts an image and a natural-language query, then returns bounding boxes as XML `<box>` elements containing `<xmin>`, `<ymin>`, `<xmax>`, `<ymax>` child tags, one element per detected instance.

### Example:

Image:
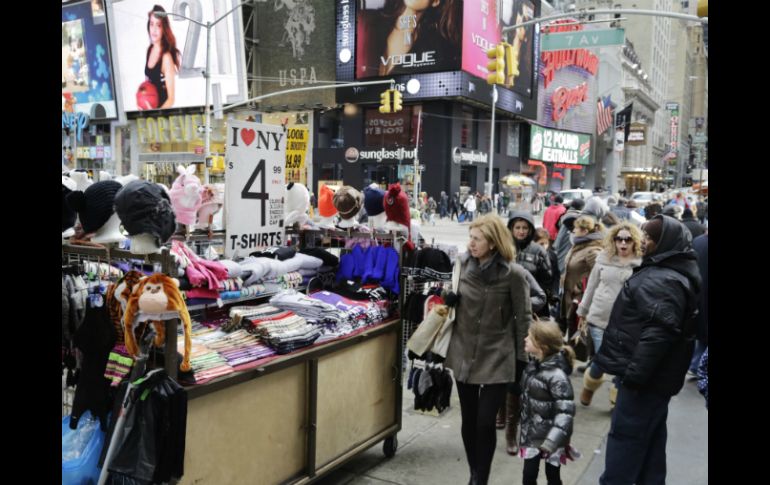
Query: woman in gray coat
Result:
<box><xmin>444</xmin><ymin>214</ymin><xmax>533</xmax><ymax>485</ymax></box>
<box><xmin>576</xmin><ymin>223</ymin><xmax>642</xmax><ymax>407</ymax></box>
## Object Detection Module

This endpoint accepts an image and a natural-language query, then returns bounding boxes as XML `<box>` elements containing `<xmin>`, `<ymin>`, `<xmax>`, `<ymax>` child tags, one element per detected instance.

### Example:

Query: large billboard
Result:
<box><xmin>254</xmin><ymin>0</ymin><xmax>336</xmax><ymax>109</ymax></box>
<box><xmin>499</xmin><ymin>0</ymin><xmax>537</xmax><ymax>98</ymax></box>
<box><xmin>536</xmin><ymin>20</ymin><xmax>598</xmax><ymax>133</ymax></box>
<box><xmin>62</xmin><ymin>0</ymin><xmax>118</xmax><ymax>119</ymax></box>
<box><xmin>529</xmin><ymin>124</ymin><xmax>591</xmax><ymax>165</ymax></box>
<box><xmin>355</xmin><ymin>0</ymin><xmax>462</xmax><ymax>79</ymax></box>
<box><xmin>110</xmin><ymin>0</ymin><xmax>248</xmax><ymax>112</ymax></box>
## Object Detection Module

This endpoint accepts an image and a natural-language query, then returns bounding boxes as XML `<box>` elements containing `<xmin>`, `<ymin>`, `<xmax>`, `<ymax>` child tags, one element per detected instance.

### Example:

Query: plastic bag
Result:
<box><xmin>62</xmin><ymin>413</ymin><xmax>99</xmax><ymax>462</ymax></box>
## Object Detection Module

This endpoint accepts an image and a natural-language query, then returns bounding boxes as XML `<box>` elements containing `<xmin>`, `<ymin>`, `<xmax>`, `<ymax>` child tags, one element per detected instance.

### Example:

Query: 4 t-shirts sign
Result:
<box><xmin>225</xmin><ymin>121</ymin><xmax>287</xmax><ymax>259</ymax></box>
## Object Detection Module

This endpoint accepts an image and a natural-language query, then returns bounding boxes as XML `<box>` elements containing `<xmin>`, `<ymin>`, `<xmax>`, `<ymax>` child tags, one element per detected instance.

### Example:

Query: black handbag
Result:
<box><xmin>569</xmin><ymin>323</ymin><xmax>593</xmax><ymax>363</ymax></box>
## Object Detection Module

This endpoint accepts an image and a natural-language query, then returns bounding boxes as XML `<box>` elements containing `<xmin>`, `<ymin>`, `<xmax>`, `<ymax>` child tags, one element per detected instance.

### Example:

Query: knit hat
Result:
<box><xmin>66</xmin><ymin>180</ymin><xmax>123</xmax><ymax>234</ymax></box>
<box><xmin>642</xmin><ymin>218</ymin><xmax>663</xmax><ymax>244</ymax></box>
<box><xmin>114</xmin><ymin>180</ymin><xmax>176</xmax><ymax>246</ymax></box>
<box><xmin>569</xmin><ymin>198</ymin><xmax>585</xmax><ymax>211</ymax></box>
<box><xmin>333</xmin><ymin>186</ymin><xmax>363</xmax><ymax>220</ymax></box>
<box><xmin>363</xmin><ymin>184</ymin><xmax>385</xmax><ymax>216</ymax></box>
<box><xmin>384</xmin><ymin>183</ymin><xmax>414</xmax><ymax>250</ymax></box>
<box><xmin>318</xmin><ymin>184</ymin><xmax>337</xmax><ymax>218</ymax></box>
<box><xmin>62</xmin><ymin>184</ymin><xmax>77</xmax><ymax>232</ymax></box>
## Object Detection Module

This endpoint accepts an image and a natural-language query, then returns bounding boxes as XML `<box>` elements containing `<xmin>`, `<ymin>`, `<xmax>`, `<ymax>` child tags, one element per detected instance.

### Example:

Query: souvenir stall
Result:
<box><xmin>62</xmin><ymin>164</ymin><xmax>434</xmax><ymax>483</ymax></box>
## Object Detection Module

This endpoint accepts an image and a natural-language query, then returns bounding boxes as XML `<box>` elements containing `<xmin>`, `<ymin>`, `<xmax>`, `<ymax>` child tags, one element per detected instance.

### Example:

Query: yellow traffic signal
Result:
<box><xmin>501</xmin><ymin>42</ymin><xmax>518</xmax><ymax>87</ymax></box>
<box><xmin>486</xmin><ymin>45</ymin><xmax>505</xmax><ymax>85</ymax></box>
<box><xmin>379</xmin><ymin>90</ymin><xmax>391</xmax><ymax>114</ymax></box>
<box><xmin>697</xmin><ymin>0</ymin><xmax>707</xmax><ymax>18</ymax></box>
<box><xmin>391</xmin><ymin>89</ymin><xmax>403</xmax><ymax>112</ymax></box>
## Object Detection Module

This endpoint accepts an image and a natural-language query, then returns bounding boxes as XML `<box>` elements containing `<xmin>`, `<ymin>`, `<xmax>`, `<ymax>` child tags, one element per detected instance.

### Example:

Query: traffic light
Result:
<box><xmin>502</xmin><ymin>42</ymin><xmax>517</xmax><ymax>87</ymax></box>
<box><xmin>697</xmin><ymin>0</ymin><xmax>707</xmax><ymax>18</ymax></box>
<box><xmin>486</xmin><ymin>45</ymin><xmax>505</xmax><ymax>85</ymax></box>
<box><xmin>391</xmin><ymin>89</ymin><xmax>403</xmax><ymax>112</ymax></box>
<box><xmin>379</xmin><ymin>90</ymin><xmax>391</xmax><ymax>114</ymax></box>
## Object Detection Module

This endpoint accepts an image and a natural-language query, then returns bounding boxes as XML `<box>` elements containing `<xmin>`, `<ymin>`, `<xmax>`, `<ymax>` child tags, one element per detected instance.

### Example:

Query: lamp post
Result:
<box><xmin>155</xmin><ymin>1</ymin><xmax>251</xmax><ymax>185</ymax></box>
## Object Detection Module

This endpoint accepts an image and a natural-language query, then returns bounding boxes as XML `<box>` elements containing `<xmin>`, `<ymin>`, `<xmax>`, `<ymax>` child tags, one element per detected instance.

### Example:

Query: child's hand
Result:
<box><xmin>539</xmin><ymin>448</ymin><xmax>550</xmax><ymax>459</ymax></box>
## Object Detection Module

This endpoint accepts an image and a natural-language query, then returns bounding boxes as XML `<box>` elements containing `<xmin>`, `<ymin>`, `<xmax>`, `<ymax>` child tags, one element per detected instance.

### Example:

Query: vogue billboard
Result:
<box><xmin>355</xmin><ymin>0</ymin><xmax>462</xmax><ymax>79</ymax></box>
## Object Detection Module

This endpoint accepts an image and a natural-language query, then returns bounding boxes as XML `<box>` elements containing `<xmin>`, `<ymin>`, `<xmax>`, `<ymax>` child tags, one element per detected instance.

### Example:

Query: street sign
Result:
<box><xmin>540</xmin><ymin>28</ymin><xmax>625</xmax><ymax>51</ymax></box>
<box><xmin>665</xmin><ymin>102</ymin><xmax>679</xmax><ymax>111</ymax></box>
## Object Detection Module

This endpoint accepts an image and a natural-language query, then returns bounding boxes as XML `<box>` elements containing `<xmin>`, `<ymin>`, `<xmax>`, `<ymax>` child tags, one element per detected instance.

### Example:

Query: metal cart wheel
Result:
<box><xmin>383</xmin><ymin>435</ymin><xmax>398</xmax><ymax>458</ymax></box>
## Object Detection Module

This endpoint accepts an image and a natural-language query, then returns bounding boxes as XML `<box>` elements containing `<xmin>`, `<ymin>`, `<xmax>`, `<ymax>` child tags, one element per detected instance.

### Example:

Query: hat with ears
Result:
<box><xmin>66</xmin><ymin>180</ymin><xmax>123</xmax><ymax>234</ymax></box>
<box><xmin>114</xmin><ymin>180</ymin><xmax>176</xmax><ymax>246</ymax></box>
<box><xmin>285</xmin><ymin>182</ymin><xmax>310</xmax><ymax>215</ymax></box>
<box><xmin>197</xmin><ymin>184</ymin><xmax>223</xmax><ymax>213</ymax></box>
<box><xmin>384</xmin><ymin>183</ymin><xmax>414</xmax><ymax>250</ymax></box>
<box><xmin>333</xmin><ymin>186</ymin><xmax>364</xmax><ymax>220</ymax></box>
<box><xmin>318</xmin><ymin>184</ymin><xmax>337</xmax><ymax>218</ymax></box>
<box><xmin>169</xmin><ymin>164</ymin><xmax>203</xmax><ymax>225</ymax></box>
<box><xmin>363</xmin><ymin>184</ymin><xmax>386</xmax><ymax>216</ymax></box>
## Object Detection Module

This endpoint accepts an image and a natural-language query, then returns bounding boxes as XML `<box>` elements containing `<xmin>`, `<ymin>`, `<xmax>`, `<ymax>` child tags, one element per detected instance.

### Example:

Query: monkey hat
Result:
<box><xmin>384</xmin><ymin>182</ymin><xmax>414</xmax><ymax>250</ymax></box>
<box><xmin>123</xmin><ymin>274</ymin><xmax>193</xmax><ymax>372</ymax></box>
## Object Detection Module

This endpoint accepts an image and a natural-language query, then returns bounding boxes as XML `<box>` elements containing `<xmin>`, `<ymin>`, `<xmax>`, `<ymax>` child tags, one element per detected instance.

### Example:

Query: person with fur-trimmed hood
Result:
<box><xmin>553</xmin><ymin>199</ymin><xmax>585</xmax><ymax>274</ymax></box>
<box><xmin>593</xmin><ymin>215</ymin><xmax>701</xmax><ymax>485</ymax></box>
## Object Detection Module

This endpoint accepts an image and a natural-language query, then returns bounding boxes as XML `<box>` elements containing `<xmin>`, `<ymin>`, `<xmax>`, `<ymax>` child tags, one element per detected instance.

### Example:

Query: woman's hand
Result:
<box><xmin>577</xmin><ymin>316</ymin><xmax>587</xmax><ymax>332</ymax></box>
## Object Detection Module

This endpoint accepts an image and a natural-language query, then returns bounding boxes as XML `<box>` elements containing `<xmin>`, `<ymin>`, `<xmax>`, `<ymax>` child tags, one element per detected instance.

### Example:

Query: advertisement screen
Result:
<box><xmin>529</xmin><ymin>124</ymin><xmax>591</xmax><ymax>165</ymax></box>
<box><xmin>461</xmin><ymin>0</ymin><xmax>500</xmax><ymax>82</ymax></box>
<box><xmin>364</xmin><ymin>105</ymin><xmax>422</xmax><ymax>148</ymax></box>
<box><xmin>62</xmin><ymin>0</ymin><xmax>118</xmax><ymax>119</ymax></box>
<box><xmin>111</xmin><ymin>0</ymin><xmax>248</xmax><ymax>112</ymax></box>
<box><xmin>500</xmin><ymin>0</ymin><xmax>536</xmax><ymax>98</ymax></box>
<box><xmin>355</xmin><ymin>0</ymin><xmax>462</xmax><ymax>79</ymax></box>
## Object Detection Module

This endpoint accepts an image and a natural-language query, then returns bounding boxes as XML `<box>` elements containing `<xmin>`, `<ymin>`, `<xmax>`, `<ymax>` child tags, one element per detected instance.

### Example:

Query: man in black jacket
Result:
<box><xmin>594</xmin><ymin>215</ymin><xmax>701</xmax><ymax>485</ymax></box>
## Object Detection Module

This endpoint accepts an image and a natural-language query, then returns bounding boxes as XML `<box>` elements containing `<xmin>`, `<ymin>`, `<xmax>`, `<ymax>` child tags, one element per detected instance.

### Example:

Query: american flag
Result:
<box><xmin>597</xmin><ymin>95</ymin><xmax>615</xmax><ymax>135</ymax></box>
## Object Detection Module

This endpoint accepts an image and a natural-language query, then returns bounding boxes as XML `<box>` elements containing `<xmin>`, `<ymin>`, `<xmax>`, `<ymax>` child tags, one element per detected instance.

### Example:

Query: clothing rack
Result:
<box><xmin>61</xmin><ymin>244</ymin><xmax>179</xmax><ymax>379</ymax></box>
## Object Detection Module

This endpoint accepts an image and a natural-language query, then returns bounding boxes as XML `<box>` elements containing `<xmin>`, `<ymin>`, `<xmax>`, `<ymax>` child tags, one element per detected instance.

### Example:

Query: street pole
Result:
<box><xmin>204</xmin><ymin>21</ymin><xmax>212</xmax><ymax>185</ymax></box>
<box><xmin>413</xmin><ymin>109</ymin><xmax>422</xmax><ymax>207</ymax></box>
<box><xmin>487</xmin><ymin>85</ymin><xmax>497</xmax><ymax>198</ymax></box>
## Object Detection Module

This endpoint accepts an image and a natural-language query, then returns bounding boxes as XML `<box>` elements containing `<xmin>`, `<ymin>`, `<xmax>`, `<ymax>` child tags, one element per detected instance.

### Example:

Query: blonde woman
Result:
<box><xmin>576</xmin><ymin>223</ymin><xmax>642</xmax><ymax>407</ymax></box>
<box><xmin>443</xmin><ymin>214</ymin><xmax>533</xmax><ymax>485</ymax></box>
<box><xmin>560</xmin><ymin>215</ymin><xmax>604</xmax><ymax>336</ymax></box>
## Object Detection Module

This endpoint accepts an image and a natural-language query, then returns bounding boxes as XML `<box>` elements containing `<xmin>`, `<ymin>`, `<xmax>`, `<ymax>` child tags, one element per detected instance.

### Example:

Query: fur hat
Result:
<box><xmin>333</xmin><ymin>186</ymin><xmax>364</xmax><ymax>220</ymax></box>
<box><xmin>384</xmin><ymin>183</ymin><xmax>414</xmax><ymax>250</ymax></box>
<box><xmin>318</xmin><ymin>184</ymin><xmax>337</xmax><ymax>218</ymax></box>
<box><xmin>66</xmin><ymin>180</ymin><xmax>123</xmax><ymax>234</ymax></box>
<box><xmin>114</xmin><ymin>180</ymin><xmax>176</xmax><ymax>246</ymax></box>
<box><xmin>364</xmin><ymin>184</ymin><xmax>386</xmax><ymax>216</ymax></box>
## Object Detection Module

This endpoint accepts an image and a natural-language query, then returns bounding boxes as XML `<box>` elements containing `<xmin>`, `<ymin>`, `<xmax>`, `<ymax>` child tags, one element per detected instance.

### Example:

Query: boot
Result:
<box><xmin>609</xmin><ymin>383</ymin><xmax>618</xmax><ymax>410</ymax></box>
<box><xmin>505</xmin><ymin>393</ymin><xmax>520</xmax><ymax>455</ymax></box>
<box><xmin>495</xmin><ymin>403</ymin><xmax>506</xmax><ymax>429</ymax></box>
<box><xmin>581</xmin><ymin>368</ymin><xmax>604</xmax><ymax>406</ymax></box>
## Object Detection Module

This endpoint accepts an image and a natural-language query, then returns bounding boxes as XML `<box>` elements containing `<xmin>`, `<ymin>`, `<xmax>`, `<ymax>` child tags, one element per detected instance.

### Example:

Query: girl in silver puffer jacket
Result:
<box><xmin>519</xmin><ymin>320</ymin><xmax>581</xmax><ymax>485</ymax></box>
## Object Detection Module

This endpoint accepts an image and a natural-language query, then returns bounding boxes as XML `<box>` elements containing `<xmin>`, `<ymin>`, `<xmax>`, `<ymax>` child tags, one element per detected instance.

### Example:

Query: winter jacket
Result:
<box><xmin>681</xmin><ymin>216</ymin><xmax>706</xmax><ymax>240</ymax></box>
<box><xmin>523</xmin><ymin>270</ymin><xmax>547</xmax><ymax>314</ymax></box>
<box><xmin>543</xmin><ymin>204</ymin><xmax>566</xmax><ymax>240</ymax></box>
<box><xmin>611</xmin><ymin>205</ymin><xmax>631</xmax><ymax>221</ymax></box>
<box><xmin>546</xmin><ymin>248</ymin><xmax>560</xmax><ymax>302</ymax></box>
<box><xmin>560</xmin><ymin>233</ymin><xmax>603</xmax><ymax>322</ymax></box>
<box><xmin>509</xmin><ymin>211</ymin><xmax>553</xmax><ymax>314</ymax></box>
<box><xmin>445</xmin><ymin>252</ymin><xmax>533</xmax><ymax>384</ymax></box>
<box><xmin>554</xmin><ymin>209</ymin><xmax>581</xmax><ymax>273</ymax></box>
<box><xmin>464</xmin><ymin>197</ymin><xmax>477</xmax><ymax>213</ymax></box>
<box><xmin>692</xmin><ymin>234</ymin><xmax>708</xmax><ymax>344</ymax></box>
<box><xmin>519</xmin><ymin>350</ymin><xmax>575</xmax><ymax>453</ymax></box>
<box><xmin>594</xmin><ymin>215</ymin><xmax>702</xmax><ymax>396</ymax></box>
<box><xmin>576</xmin><ymin>252</ymin><xmax>641</xmax><ymax>329</ymax></box>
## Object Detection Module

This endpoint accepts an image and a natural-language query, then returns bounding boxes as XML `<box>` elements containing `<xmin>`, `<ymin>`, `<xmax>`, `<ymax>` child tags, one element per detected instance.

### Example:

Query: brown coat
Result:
<box><xmin>560</xmin><ymin>236</ymin><xmax>603</xmax><ymax>321</ymax></box>
<box><xmin>445</xmin><ymin>252</ymin><xmax>533</xmax><ymax>384</ymax></box>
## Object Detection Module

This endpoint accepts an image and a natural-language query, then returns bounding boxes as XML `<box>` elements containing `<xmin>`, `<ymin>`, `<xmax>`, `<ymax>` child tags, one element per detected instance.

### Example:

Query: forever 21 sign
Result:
<box><xmin>225</xmin><ymin>121</ymin><xmax>287</xmax><ymax>259</ymax></box>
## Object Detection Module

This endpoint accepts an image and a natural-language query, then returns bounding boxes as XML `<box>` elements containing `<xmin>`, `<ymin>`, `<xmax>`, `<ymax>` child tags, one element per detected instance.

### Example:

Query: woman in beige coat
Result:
<box><xmin>444</xmin><ymin>214</ymin><xmax>533</xmax><ymax>485</ymax></box>
<box><xmin>560</xmin><ymin>216</ymin><xmax>604</xmax><ymax>336</ymax></box>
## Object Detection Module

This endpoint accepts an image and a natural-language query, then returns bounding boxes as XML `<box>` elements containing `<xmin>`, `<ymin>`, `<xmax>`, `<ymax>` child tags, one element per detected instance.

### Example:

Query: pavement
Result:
<box><xmin>316</xmin><ymin>216</ymin><xmax>708</xmax><ymax>485</ymax></box>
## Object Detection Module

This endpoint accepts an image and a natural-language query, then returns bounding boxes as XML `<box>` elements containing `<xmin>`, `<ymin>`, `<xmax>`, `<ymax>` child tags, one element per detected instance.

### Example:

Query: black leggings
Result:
<box><xmin>456</xmin><ymin>381</ymin><xmax>507</xmax><ymax>485</ymax></box>
<box><xmin>523</xmin><ymin>455</ymin><xmax>562</xmax><ymax>485</ymax></box>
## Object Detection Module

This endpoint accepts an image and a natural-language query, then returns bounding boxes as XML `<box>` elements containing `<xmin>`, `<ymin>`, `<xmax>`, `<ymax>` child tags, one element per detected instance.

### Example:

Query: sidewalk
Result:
<box><xmin>317</xmin><ymin>370</ymin><xmax>707</xmax><ymax>485</ymax></box>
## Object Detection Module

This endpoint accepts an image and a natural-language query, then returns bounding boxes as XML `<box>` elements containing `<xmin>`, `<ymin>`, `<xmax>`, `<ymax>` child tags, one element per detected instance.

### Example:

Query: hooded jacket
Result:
<box><xmin>445</xmin><ymin>252</ymin><xmax>533</xmax><ymax>384</ymax></box>
<box><xmin>508</xmin><ymin>211</ymin><xmax>554</xmax><ymax>308</ymax></box>
<box><xmin>576</xmin><ymin>251</ymin><xmax>642</xmax><ymax>329</ymax></box>
<box><xmin>681</xmin><ymin>215</ymin><xmax>706</xmax><ymax>240</ymax></box>
<box><xmin>519</xmin><ymin>350</ymin><xmax>575</xmax><ymax>453</ymax></box>
<box><xmin>554</xmin><ymin>209</ymin><xmax>581</xmax><ymax>273</ymax></box>
<box><xmin>560</xmin><ymin>232</ymin><xmax>603</xmax><ymax>321</ymax></box>
<box><xmin>543</xmin><ymin>203</ymin><xmax>566</xmax><ymax>240</ymax></box>
<box><xmin>594</xmin><ymin>215</ymin><xmax>701</xmax><ymax>396</ymax></box>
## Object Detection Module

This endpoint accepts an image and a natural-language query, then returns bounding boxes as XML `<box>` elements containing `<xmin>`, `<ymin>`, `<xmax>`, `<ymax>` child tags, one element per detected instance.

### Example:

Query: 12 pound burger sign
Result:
<box><xmin>225</xmin><ymin>120</ymin><xmax>287</xmax><ymax>259</ymax></box>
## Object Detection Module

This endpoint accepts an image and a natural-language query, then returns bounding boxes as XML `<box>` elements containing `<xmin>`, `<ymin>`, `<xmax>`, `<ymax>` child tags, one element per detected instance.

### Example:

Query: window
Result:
<box><xmin>363</xmin><ymin>105</ymin><xmax>422</xmax><ymax>148</ymax></box>
<box><xmin>318</xmin><ymin>109</ymin><xmax>344</xmax><ymax>148</ymax></box>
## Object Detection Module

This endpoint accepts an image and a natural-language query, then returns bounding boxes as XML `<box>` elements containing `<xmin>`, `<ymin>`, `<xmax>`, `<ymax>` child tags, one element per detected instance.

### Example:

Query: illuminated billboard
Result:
<box><xmin>355</xmin><ymin>0</ymin><xmax>462</xmax><ymax>79</ymax></box>
<box><xmin>110</xmin><ymin>0</ymin><xmax>248</xmax><ymax>112</ymax></box>
<box><xmin>62</xmin><ymin>0</ymin><xmax>118</xmax><ymax>119</ymax></box>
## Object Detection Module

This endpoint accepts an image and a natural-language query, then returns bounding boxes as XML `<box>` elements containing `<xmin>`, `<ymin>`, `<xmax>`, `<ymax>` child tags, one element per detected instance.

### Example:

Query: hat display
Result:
<box><xmin>169</xmin><ymin>165</ymin><xmax>203</xmax><ymax>226</ymax></box>
<box><xmin>363</xmin><ymin>184</ymin><xmax>385</xmax><ymax>216</ymax></box>
<box><xmin>318</xmin><ymin>184</ymin><xmax>337</xmax><ymax>218</ymax></box>
<box><xmin>285</xmin><ymin>182</ymin><xmax>310</xmax><ymax>226</ymax></box>
<box><xmin>333</xmin><ymin>186</ymin><xmax>364</xmax><ymax>220</ymax></box>
<box><xmin>384</xmin><ymin>183</ymin><xmax>414</xmax><ymax>250</ymax></box>
<box><xmin>66</xmin><ymin>180</ymin><xmax>123</xmax><ymax>234</ymax></box>
<box><xmin>114</xmin><ymin>180</ymin><xmax>176</xmax><ymax>246</ymax></box>
<box><xmin>62</xmin><ymin>184</ymin><xmax>77</xmax><ymax>233</ymax></box>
